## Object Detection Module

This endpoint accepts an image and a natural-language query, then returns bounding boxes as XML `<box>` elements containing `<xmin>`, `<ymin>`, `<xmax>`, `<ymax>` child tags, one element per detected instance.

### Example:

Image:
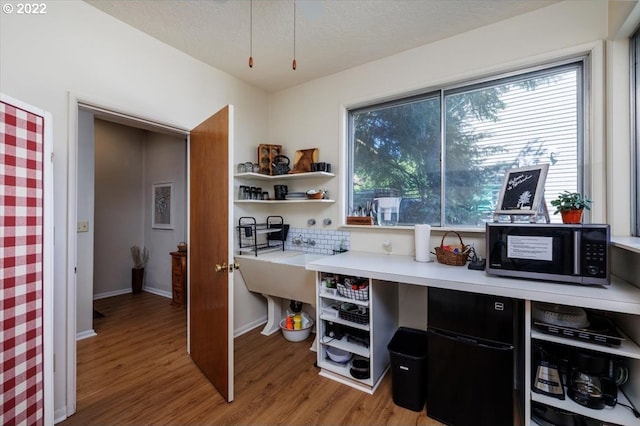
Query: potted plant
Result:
<box><xmin>550</xmin><ymin>191</ymin><xmax>592</xmax><ymax>224</ymax></box>
<box><xmin>130</xmin><ymin>245</ymin><xmax>149</xmax><ymax>294</ymax></box>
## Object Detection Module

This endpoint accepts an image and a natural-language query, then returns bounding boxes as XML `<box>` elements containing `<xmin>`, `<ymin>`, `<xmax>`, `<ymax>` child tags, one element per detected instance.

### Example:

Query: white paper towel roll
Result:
<box><xmin>414</xmin><ymin>224</ymin><xmax>431</xmax><ymax>262</ymax></box>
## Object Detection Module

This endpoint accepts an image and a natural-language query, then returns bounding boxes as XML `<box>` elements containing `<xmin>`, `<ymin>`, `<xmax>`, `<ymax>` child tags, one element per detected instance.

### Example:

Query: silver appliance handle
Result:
<box><xmin>573</xmin><ymin>230</ymin><xmax>581</xmax><ymax>275</ymax></box>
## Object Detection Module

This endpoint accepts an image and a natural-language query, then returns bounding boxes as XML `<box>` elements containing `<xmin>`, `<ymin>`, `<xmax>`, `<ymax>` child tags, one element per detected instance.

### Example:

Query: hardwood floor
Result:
<box><xmin>60</xmin><ymin>292</ymin><xmax>442</xmax><ymax>425</ymax></box>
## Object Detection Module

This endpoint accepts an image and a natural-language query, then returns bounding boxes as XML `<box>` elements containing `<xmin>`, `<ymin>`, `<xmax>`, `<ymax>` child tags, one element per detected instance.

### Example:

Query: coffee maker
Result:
<box><xmin>532</xmin><ymin>343</ymin><xmax>565</xmax><ymax>399</ymax></box>
<box><xmin>567</xmin><ymin>350</ymin><xmax>626</xmax><ymax>409</ymax></box>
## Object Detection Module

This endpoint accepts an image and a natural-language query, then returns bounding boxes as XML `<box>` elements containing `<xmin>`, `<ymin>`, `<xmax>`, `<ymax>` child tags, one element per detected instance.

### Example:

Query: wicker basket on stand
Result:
<box><xmin>434</xmin><ymin>231</ymin><xmax>471</xmax><ymax>266</ymax></box>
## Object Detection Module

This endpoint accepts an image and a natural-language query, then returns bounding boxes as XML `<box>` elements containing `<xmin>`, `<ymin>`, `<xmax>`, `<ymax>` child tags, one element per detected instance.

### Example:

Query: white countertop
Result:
<box><xmin>306</xmin><ymin>251</ymin><xmax>640</xmax><ymax>315</ymax></box>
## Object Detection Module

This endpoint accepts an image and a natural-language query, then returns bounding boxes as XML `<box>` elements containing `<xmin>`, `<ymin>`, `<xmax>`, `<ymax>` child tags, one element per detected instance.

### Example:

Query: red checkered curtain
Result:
<box><xmin>1</xmin><ymin>100</ymin><xmax>45</xmax><ymax>426</ymax></box>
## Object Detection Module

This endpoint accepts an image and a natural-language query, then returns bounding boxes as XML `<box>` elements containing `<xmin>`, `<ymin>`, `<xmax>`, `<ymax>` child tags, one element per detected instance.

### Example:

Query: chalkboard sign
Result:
<box><xmin>495</xmin><ymin>164</ymin><xmax>549</xmax><ymax>215</ymax></box>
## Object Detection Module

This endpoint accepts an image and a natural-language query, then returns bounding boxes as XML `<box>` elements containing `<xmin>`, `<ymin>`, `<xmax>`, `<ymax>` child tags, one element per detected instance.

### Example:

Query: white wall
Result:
<box><xmin>76</xmin><ymin>109</ymin><xmax>95</xmax><ymax>337</ymax></box>
<box><xmin>0</xmin><ymin>1</ymin><xmax>270</xmax><ymax>420</ymax></box>
<box><xmin>144</xmin><ymin>131</ymin><xmax>187</xmax><ymax>295</ymax></box>
<box><xmin>94</xmin><ymin>119</ymin><xmax>145</xmax><ymax>295</ymax></box>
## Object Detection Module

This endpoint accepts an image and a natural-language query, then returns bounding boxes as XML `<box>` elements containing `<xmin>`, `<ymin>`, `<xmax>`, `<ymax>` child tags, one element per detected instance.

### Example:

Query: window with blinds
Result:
<box><xmin>348</xmin><ymin>59</ymin><xmax>585</xmax><ymax>227</ymax></box>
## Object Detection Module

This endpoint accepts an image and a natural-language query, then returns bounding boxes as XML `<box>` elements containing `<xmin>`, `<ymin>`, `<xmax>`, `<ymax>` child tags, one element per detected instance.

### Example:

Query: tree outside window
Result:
<box><xmin>349</xmin><ymin>61</ymin><xmax>583</xmax><ymax>227</ymax></box>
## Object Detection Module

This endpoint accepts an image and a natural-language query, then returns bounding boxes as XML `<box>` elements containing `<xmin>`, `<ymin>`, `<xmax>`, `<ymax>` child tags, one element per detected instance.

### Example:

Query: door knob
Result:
<box><xmin>215</xmin><ymin>262</ymin><xmax>240</xmax><ymax>273</ymax></box>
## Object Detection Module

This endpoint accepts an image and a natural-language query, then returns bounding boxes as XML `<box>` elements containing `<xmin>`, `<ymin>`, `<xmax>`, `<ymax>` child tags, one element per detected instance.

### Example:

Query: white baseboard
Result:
<box><xmin>93</xmin><ymin>288</ymin><xmax>131</xmax><ymax>300</ymax></box>
<box><xmin>143</xmin><ymin>286</ymin><xmax>172</xmax><ymax>299</ymax></box>
<box><xmin>234</xmin><ymin>316</ymin><xmax>267</xmax><ymax>337</ymax></box>
<box><xmin>76</xmin><ymin>329</ymin><xmax>97</xmax><ymax>341</ymax></box>
<box><xmin>54</xmin><ymin>407</ymin><xmax>68</xmax><ymax>424</ymax></box>
<box><xmin>93</xmin><ymin>287</ymin><xmax>171</xmax><ymax>300</ymax></box>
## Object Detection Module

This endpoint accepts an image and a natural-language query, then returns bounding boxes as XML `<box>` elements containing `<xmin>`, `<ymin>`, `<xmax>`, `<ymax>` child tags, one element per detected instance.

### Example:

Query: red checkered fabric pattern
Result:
<box><xmin>1</xmin><ymin>101</ymin><xmax>44</xmax><ymax>426</ymax></box>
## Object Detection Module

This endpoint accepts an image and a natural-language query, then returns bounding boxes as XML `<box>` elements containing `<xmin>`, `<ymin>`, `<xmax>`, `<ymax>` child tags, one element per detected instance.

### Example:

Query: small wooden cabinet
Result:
<box><xmin>170</xmin><ymin>251</ymin><xmax>187</xmax><ymax>307</ymax></box>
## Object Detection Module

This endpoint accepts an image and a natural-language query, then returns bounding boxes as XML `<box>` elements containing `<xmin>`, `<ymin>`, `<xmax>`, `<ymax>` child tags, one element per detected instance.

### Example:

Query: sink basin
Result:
<box><xmin>272</xmin><ymin>253</ymin><xmax>327</xmax><ymax>266</ymax></box>
<box><xmin>235</xmin><ymin>251</ymin><xmax>327</xmax><ymax>336</ymax></box>
<box><xmin>236</xmin><ymin>252</ymin><xmax>326</xmax><ymax>302</ymax></box>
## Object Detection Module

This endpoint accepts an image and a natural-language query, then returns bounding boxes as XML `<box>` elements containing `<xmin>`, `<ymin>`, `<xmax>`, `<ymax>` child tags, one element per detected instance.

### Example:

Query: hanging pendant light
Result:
<box><xmin>292</xmin><ymin>0</ymin><xmax>297</xmax><ymax>70</ymax></box>
<box><xmin>249</xmin><ymin>0</ymin><xmax>254</xmax><ymax>68</ymax></box>
<box><xmin>248</xmin><ymin>0</ymin><xmax>298</xmax><ymax>70</ymax></box>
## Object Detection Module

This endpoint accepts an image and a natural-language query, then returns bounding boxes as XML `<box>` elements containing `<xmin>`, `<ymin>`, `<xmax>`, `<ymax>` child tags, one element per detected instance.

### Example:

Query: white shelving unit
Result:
<box><xmin>315</xmin><ymin>273</ymin><xmax>398</xmax><ymax>394</ymax></box>
<box><xmin>530</xmin><ymin>313</ymin><xmax>640</xmax><ymax>425</ymax></box>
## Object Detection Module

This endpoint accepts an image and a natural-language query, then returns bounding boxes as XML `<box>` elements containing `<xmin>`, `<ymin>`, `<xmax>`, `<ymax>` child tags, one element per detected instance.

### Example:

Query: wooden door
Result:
<box><xmin>189</xmin><ymin>105</ymin><xmax>235</xmax><ymax>402</ymax></box>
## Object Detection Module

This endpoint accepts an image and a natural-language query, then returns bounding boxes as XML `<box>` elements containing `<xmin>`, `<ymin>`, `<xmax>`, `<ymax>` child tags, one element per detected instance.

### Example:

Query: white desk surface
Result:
<box><xmin>306</xmin><ymin>251</ymin><xmax>640</xmax><ymax>315</ymax></box>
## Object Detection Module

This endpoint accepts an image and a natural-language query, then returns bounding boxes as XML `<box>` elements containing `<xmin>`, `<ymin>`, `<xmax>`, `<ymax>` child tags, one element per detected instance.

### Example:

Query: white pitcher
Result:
<box><xmin>373</xmin><ymin>197</ymin><xmax>401</xmax><ymax>226</ymax></box>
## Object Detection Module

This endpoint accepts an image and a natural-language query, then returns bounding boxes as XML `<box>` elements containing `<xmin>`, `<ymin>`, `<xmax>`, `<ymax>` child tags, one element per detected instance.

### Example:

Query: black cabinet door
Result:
<box><xmin>428</xmin><ymin>287</ymin><xmax>516</xmax><ymax>345</ymax></box>
<box><xmin>427</xmin><ymin>329</ymin><xmax>514</xmax><ymax>426</ymax></box>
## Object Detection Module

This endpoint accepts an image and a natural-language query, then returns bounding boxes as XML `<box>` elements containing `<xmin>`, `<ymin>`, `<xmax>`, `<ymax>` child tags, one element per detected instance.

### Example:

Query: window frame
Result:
<box><xmin>346</xmin><ymin>57</ymin><xmax>588</xmax><ymax>228</ymax></box>
<box><xmin>346</xmin><ymin>90</ymin><xmax>441</xmax><ymax>217</ymax></box>
<box><xmin>631</xmin><ymin>28</ymin><xmax>640</xmax><ymax>236</ymax></box>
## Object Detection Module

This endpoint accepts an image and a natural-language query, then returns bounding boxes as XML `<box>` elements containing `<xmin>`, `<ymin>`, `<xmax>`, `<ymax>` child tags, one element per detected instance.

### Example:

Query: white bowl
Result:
<box><xmin>279</xmin><ymin>318</ymin><xmax>314</xmax><ymax>342</ymax></box>
<box><xmin>326</xmin><ymin>346</ymin><xmax>352</xmax><ymax>364</ymax></box>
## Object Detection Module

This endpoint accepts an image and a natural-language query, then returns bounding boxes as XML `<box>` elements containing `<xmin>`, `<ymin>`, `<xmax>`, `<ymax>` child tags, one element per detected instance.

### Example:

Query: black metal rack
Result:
<box><xmin>236</xmin><ymin>216</ymin><xmax>288</xmax><ymax>256</ymax></box>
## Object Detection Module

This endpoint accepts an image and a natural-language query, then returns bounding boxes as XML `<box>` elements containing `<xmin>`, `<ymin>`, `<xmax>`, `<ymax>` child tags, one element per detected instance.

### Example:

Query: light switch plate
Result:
<box><xmin>77</xmin><ymin>221</ymin><xmax>89</xmax><ymax>232</ymax></box>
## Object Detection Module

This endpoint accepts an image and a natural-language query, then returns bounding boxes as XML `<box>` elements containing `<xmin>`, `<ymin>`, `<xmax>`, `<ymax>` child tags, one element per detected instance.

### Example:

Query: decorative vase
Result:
<box><xmin>560</xmin><ymin>209</ymin><xmax>583</xmax><ymax>224</ymax></box>
<box><xmin>132</xmin><ymin>268</ymin><xmax>144</xmax><ymax>294</ymax></box>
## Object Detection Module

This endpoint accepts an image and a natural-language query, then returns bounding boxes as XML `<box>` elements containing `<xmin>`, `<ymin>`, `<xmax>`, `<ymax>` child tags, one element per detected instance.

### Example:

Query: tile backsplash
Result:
<box><xmin>284</xmin><ymin>228</ymin><xmax>350</xmax><ymax>255</ymax></box>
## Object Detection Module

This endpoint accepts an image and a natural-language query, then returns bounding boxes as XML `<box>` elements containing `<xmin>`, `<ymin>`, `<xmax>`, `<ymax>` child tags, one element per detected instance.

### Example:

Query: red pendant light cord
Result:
<box><xmin>249</xmin><ymin>0</ymin><xmax>298</xmax><ymax>70</ymax></box>
<box><xmin>249</xmin><ymin>0</ymin><xmax>254</xmax><ymax>68</ymax></box>
<box><xmin>292</xmin><ymin>0</ymin><xmax>297</xmax><ymax>70</ymax></box>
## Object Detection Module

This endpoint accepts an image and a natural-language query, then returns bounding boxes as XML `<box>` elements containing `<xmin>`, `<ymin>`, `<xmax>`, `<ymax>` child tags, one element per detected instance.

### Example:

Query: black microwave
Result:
<box><xmin>486</xmin><ymin>223</ymin><xmax>610</xmax><ymax>286</ymax></box>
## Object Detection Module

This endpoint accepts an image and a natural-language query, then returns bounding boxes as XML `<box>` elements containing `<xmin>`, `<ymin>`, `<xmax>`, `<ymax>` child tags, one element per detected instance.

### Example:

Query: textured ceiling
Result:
<box><xmin>84</xmin><ymin>0</ymin><xmax>559</xmax><ymax>93</ymax></box>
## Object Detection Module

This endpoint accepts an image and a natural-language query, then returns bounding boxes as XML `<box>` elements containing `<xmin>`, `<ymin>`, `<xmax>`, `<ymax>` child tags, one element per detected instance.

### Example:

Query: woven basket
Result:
<box><xmin>435</xmin><ymin>231</ymin><xmax>470</xmax><ymax>266</ymax></box>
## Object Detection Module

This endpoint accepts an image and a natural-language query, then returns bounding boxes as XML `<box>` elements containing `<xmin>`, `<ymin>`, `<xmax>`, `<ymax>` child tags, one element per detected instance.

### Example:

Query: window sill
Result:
<box><xmin>610</xmin><ymin>236</ymin><xmax>640</xmax><ymax>255</ymax></box>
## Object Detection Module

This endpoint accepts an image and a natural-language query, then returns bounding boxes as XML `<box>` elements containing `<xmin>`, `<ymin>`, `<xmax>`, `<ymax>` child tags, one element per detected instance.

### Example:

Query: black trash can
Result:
<box><xmin>387</xmin><ymin>327</ymin><xmax>429</xmax><ymax>412</ymax></box>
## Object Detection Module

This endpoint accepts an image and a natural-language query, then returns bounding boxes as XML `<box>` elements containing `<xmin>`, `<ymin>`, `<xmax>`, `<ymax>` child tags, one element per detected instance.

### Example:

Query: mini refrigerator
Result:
<box><xmin>426</xmin><ymin>287</ymin><xmax>523</xmax><ymax>426</ymax></box>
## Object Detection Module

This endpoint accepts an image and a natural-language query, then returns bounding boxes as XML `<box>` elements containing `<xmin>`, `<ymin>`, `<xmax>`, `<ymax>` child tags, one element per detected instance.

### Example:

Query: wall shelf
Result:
<box><xmin>531</xmin><ymin>328</ymin><xmax>640</xmax><ymax>360</ymax></box>
<box><xmin>532</xmin><ymin>389</ymin><xmax>638</xmax><ymax>425</ymax></box>
<box><xmin>235</xmin><ymin>199</ymin><xmax>335</xmax><ymax>204</ymax></box>
<box><xmin>235</xmin><ymin>171</ymin><xmax>334</xmax><ymax>181</ymax></box>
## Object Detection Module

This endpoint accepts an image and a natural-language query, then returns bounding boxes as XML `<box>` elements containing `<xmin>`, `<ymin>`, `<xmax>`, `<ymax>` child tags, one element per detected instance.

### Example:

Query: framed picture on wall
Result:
<box><xmin>152</xmin><ymin>182</ymin><xmax>174</xmax><ymax>229</ymax></box>
<box><xmin>495</xmin><ymin>164</ymin><xmax>549</xmax><ymax>215</ymax></box>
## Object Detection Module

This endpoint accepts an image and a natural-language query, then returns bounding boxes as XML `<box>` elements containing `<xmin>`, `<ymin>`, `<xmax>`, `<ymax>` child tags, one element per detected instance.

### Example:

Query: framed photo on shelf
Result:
<box><xmin>494</xmin><ymin>164</ymin><xmax>549</xmax><ymax>216</ymax></box>
<box><xmin>152</xmin><ymin>182</ymin><xmax>174</xmax><ymax>229</ymax></box>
